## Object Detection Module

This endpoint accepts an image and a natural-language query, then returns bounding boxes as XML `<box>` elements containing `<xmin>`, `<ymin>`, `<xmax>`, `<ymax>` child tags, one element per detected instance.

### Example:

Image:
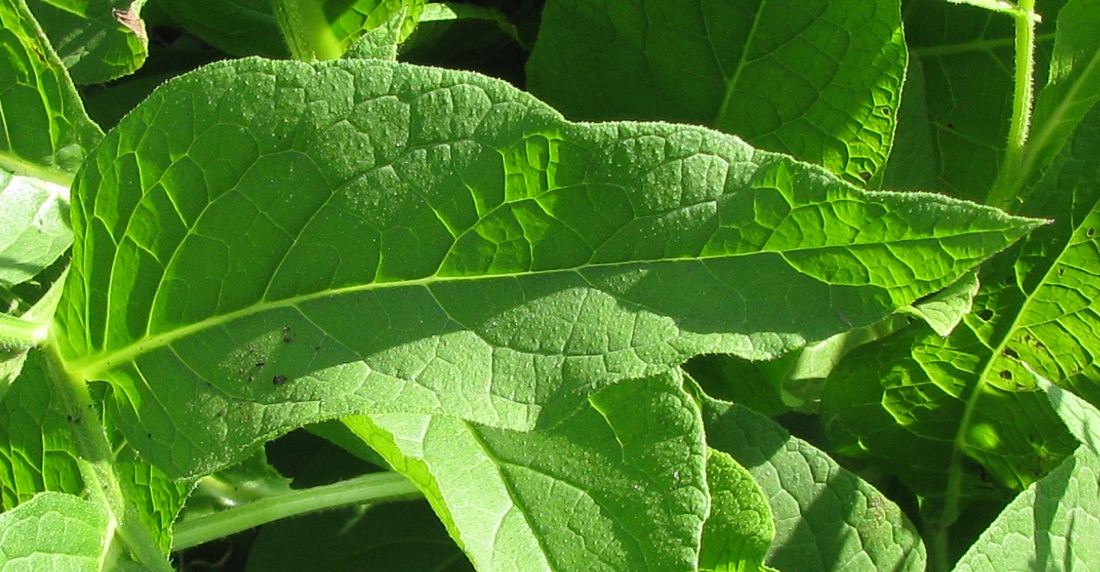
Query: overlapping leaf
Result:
<box><xmin>0</xmin><ymin>0</ymin><xmax>103</xmax><ymax>182</ymax></box>
<box><xmin>0</xmin><ymin>491</ymin><xmax>112</xmax><ymax>571</ymax></box>
<box><xmin>697</xmin><ymin>392</ymin><xmax>925</xmax><ymax>571</ymax></box>
<box><xmin>0</xmin><ymin>172</ymin><xmax>71</xmax><ymax>288</ymax></box>
<box><xmin>350</xmin><ymin>371</ymin><xmax>708</xmax><ymax>572</ymax></box>
<box><xmin>57</xmin><ymin>57</ymin><xmax>1038</xmax><ymax>479</ymax></box>
<box><xmin>822</xmin><ymin>91</ymin><xmax>1100</xmax><ymax>509</ymax></box>
<box><xmin>526</xmin><ymin>0</ymin><xmax>907</xmax><ymax>184</ymax></box>
<box><xmin>25</xmin><ymin>0</ymin><xmax>147</xmax><ymax>84</ymax></box>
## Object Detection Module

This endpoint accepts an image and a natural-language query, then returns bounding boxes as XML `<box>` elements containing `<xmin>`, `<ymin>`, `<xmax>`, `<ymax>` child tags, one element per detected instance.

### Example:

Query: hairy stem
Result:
<box><xmin>988</xmin><ymin>0</ymin><xmax>1039</xmax><ymax>210</ymax></box>
<box><xmin>270</xmin><ymin>0</ymin><xmax>343</xmax><ymax>61</ymax></box>
<box><xmin>172</xmin><ymin>471</ymin><xmax>423</xmax><ymax>550</ymax></box>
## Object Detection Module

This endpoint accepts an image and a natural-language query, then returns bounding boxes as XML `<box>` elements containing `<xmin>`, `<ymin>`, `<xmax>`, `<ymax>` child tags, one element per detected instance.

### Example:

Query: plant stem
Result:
<box><xmin>269</xmin><ymin>0</ymin><xmax>343</xmax><ymax>61</ymax></box>
<box><xmin>172</xmin><ymin>471</ymin><xmax>423</xmax><ymax>550</ymax></box>
<box><xmin>42</xmin><ymin>343</ymin><xmax>174</xmax><ymax>572</ymax></box>
<box><xmin>988</xmin><ymin>0</ymin><xmax>1039</xmax><ymax>210</ymax></box>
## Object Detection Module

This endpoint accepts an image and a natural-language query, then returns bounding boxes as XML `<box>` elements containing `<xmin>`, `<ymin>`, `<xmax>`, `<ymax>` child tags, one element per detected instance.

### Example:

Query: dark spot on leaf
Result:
<box><xmin>255</xmin><ymin>361</ymin><xmax>265</xmax><ymax>369</ymax></box>
<box><xmin>1004</xmin><ymin>274</ymin><xmax>1015</xmax><ymax>286</ymax></box>
<box><xmin>999</xmin><ymin>370</ymin><xmax>1012</xmax><ymax>380</ymax></box>
<box><xmin>1004</xmin><ymin>347</ymin><xmax>1019</xmax><ymax>359</ymax></box>
<box><xmin>859</xmin><ymin>172</ymin><xmax>872</xmax><ymax>182</ymax></box>
<box><xmin>282</xmin><ymin>325</ymin><xmax>294</xmax><ymax>343</ymax></box>
<box><xmin>273</xmin><ymin>374</ymin><xmax>288</xmax><ymax>386</ymax></box>
<box><xmin>977</xmin><ymin>309</ymin><xmax>994</xmax><ymax>321</ymax></box>
<box><xmin>1057</xmin><ymin>268</ymin><xmax>1064</xmax><ymax>276</ymax></box>
<box><xmin>946</xmin><ymin>122</ymin><xmax>955</xmax><ymax>130</ymax></box>
<box><xmin>1087</xmin><ymin>228</ymin><xmax>1095</xmax><ymax>238</ymax></box>
<box><xmin>216</xmin><ymin>407</ymin><xmax>227</xmax><ymax>417</ymax></box>
<box><xmin>878</xmin><ymin>107</ymin><xmax>890</xmax><ymax>116</ymax></box>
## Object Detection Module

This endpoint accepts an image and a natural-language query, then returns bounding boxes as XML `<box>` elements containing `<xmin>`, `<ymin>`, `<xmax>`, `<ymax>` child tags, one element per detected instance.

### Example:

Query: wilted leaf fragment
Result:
<box><xmin>527</xmin><ymin>0</ymin><xmax>907</xmax><ymax>184</ymax></box>
<box><xmin>0</xmin><ymin>491</ymin><xmax>112</xmax><ymax>571</ymax></box>
<box><xmin>57</xmin><ymin>57</ymin><xmax>1040</xmax><ymax>478</ymax></box>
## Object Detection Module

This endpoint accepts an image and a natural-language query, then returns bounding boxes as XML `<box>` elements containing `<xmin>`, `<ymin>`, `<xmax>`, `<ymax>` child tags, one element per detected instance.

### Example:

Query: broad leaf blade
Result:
<box><xmin>156</xmin><ymin>0</ymin><xmax>288</xmax><ymax>58</ymax></box>
<box><xmin>26</xmin><ymin>0</ymin><xmax>147</xmax><ymax>84</ymax></box>
<box><xmin>57</xmin><ymin>57</ymin><xmax>1039</xmax><ymax>478</ymax></box>
<box><xmin>526</xmin><ymin>0</ymin><xmax>907</xmax><ymax>184</ymax></box>
<box><xmin>697</xmin><ymin>391</ymin><xmax>926</xmax><ymax>571</ymax></box>
<box><xmin>700</xmin><ymin>447</ymin><xmax>774</xmax><ymax>572</ymax></box>
<box><xmin>0</xmin><ymin>491</ymin><xmax>112</xmax><ymax>571</ymax></box>
<box><xmin>351</xmin><ymin>371</ymin><xmax>708</xmax><ymax>571</ymax></box>
<box><xmin>822</xmin><ymin>91</ymin><xmax>1100</xmax><ymax>504</ymax></box>
<box><xmin>0</xmin><ymin>0</ymin><xmax>103</xmax><ymax>182</ymax></box>
<box><xmin>954</xmin><ymin>379</ymin><xmax>1100</xmax><ymax>571</ymax></box>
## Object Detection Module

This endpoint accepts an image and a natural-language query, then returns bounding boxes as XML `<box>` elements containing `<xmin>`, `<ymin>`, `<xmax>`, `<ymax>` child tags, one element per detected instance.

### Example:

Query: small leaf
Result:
<box><xmin>353</xmin><ymin>371</ymin><xmax>708</xmax><ymax>571</ymax></box>
<box><xmin>700</xmin><ymin>447</ymin><xmax>774</xmax><ymax>572</ymax></box>
<box><xmin>897</xmin><ymin>269</ymin><xmax>981</xmax><ymax>337</ymax></box>
<box><xmin>527</xmin><ymin>0</ymin><xmax>907</xmax><ymax>184</ymax></box>
<box><xmin>0</xmin><ymin>172</ymin><xmax>71</xmax><ymax>288</ymax></box>
<box><xmin>0</xmin><ymin>0</ymin><xmax>103</xmax><ymax>181</ymax></box>
<box><xmin>697</xmin><ymin>390</ymin><xmax>926</xmax><ymax>571</ymax></box>
<box><xmin>0</xmin><ymin>491</ymin><xmax>112</xmax><ymax>571</ymax></box>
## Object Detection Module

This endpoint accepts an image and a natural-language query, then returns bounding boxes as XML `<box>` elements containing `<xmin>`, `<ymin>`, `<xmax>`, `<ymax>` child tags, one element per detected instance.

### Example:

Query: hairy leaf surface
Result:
<box><xmin>526</xmin><ymin>0</ymin><xmax>907</xmax><ymax>184</ymax></box>
<box><xmin>0</xmin><ymin>491</ymin><xmax>112</xmax><ymax>570</ymax></box>
<box><xmin>58</xmin><ymin>57</ymin><xmax>1039</xmax><ymax>478</ymax></box>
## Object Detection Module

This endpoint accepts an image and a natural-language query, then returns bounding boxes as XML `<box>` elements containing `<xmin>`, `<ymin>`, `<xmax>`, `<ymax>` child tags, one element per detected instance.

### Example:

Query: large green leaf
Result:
<box><xmin>26</xmin><ymin>0</ymin><xmax>148</xmax><ymax>84</ymax></box>
<box><xmin>526</xmin><ymin>0</ymin><xmax>907</xmax><ymax>184</ymax></box>
<box><xmin>953</xmin><ymin>376</ymin><xmax>1100</xmax><ymax>570</ymax></box>
<box><xmin>899</xmin><ymin>0</ymin><xmax>1066</xmax><ymax>201</ymax></box>
<box><xmin>0</xmin><ymin>0</ymin><xmax>103</xmax><ymax>183</ymax></box>
<box><xmin>57</xmin><ymin>57</ymin><xmax>1038</xmax><ymax>479</ymax></box>
<box><xmin>699</xmin><ymin>447</ymin><xmax>774</xmax><ymax>572</ymax></box>
<box><xmin>350</xmin><ymin>371</ymin><xmax>708</xmax><ymax>571</ymax></box>
<box><xmin>697</xmin><ymin>391</ymin><xmax>926</xmax><ymax>571</ymax></box>
<box><xmin>822</xmin><ymin>86</ymin><xmax>1100</xmax><ymax>512</ymax></box>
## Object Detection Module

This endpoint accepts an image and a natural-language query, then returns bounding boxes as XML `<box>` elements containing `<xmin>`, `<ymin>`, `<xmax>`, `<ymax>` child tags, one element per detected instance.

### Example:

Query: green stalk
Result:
<box><xmin>42</xmin><ymin>342</ymin><xmax>174</xmax><ymax>572</ymax></box>
<box><xmin>988</xmin><ymin>0</ymin><xmax>1039</xmax><ymax>210</ymax></box>
<box><xmin>270</xmin><ymin>0</ymin><xmax>343</xmax><ymax>61</ymax></box>
<box><xmin>172</xmin><ymin>471</ymin><xmax>423</xmax><ymax>550</ymax></box>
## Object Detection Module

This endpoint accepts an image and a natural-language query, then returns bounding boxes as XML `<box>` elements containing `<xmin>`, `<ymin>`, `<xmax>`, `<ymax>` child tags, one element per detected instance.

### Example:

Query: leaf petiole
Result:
<box><xmin>989</xmin><ymin>0</ymin><xmax>1040</xmax><ymax>210</ymax></box>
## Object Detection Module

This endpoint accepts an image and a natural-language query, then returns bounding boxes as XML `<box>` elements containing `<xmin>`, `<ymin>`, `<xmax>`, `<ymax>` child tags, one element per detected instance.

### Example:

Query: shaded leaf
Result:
<box><xmin>352</xmin><ymin>371</ymin><xmax>708</xmax><ymax>571</ymax></box>
<box><xmin>56</xmin><ymin>57</ymin><xmax>1039</xmax><ymax>479</ymax></box>
<box><xmin>526</xmin><ymin>0</ymin><xmax>907</xmax><ymax>184</ymax></box>
<box><xmin>697</xmin><ymin>390</ymin><xmax>926</xmax><ymax>571</ymax></box>
<box><xmin>26</xmin><ymin>0</ymin><xmax>147</xmax><ymax>84</ymax></box>
<box><xmin>0</xmin><ymin>0</ymin><xmax>103</xmax><ymax>182</ymax></box>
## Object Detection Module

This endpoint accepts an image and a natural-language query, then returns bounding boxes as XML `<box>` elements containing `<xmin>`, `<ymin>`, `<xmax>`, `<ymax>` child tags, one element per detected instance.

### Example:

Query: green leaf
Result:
<box><xmin>896</xmin><ymin>268</ymin><xmax>981</xmax><ymax>337</ymax></box>
<box><xmin>953</xmin><ymin>378</ymin><xmax>1100</xmax><ymax>571</ymax></box>
<box><xmin>697</xmin><ymin>391</ymin><xmax>926</xmax><ymax>571</ymax></box>
<box><xmin>245</xmin><ymin>500</ymin><xmax>472</xmax><ymax>572</ymax></box>
<box><xmin>0</xmin><ymin>266</ymin><xmax>66</xmax><ymax>398</ymax></box>
<box><xmin>526</xmin><ymin>0</ymin><xmax>907</xmax><ymax>184</ymax></box>
<box><xmin>0</xmin><ymin>491</ymin><xmax>112</xmax><ymax>571</ymax></box>
<box><xmin>1020</xmin><ymin>0</ymin><xmax>1100</xmax><ymax>198</ymax></box>
<box><xmin>56</xmin><ymin>56</ymin><xmax>1039</xmax><ymax>479</ymax></box>
<box><xmin>0</xmin><ymin>0</ymin><xmax>103</xmax><ymax>183</ymax></box>
<box><xmin>0</xmin><ymin>171</ymin><xmax>71</xmax><ymax>288</ymax></box>
<box><xmin>351</xmin><ymin>371</ymin><xmax>708</xmax><ymax>571</ymax></box>
<box><xmin>700</xmin><ymin>447</ymin><xmax>774</xmax><ymax>572</ymax></box>
<box><xmin>25</xmin><ymin>0</ymin><xmax>147</xmax><ymax>84</ymax></box>
<box><xmin>902</xmin><ymin>0</ymin><xmax>1066</xmax><ymax>200</ymax></box>
<box><xmin>156</xmin><ymin>0</ymin><xmax>289</xmax><ymax>58</ymax></box>
<box><xmin>822</xmin><ymin>95</ymin><xmax>1100</xmax><ymax>509</ymax></box>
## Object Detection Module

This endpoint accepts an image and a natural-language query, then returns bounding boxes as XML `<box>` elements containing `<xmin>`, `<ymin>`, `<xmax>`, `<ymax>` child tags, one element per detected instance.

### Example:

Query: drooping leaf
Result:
<box><xmin>56</xmin><ymin>56</ymin><xmax>1040</xmax><ymax>479</ymax></box>
<box><xmin>0</xmin><ymin>491</ymin><xmax>112</xmax><ymax>571</ymax></box>
<box><xmin>953</xmin><ymin>374</ymin><xmax>1100</xmax><ymax>571</ymax></box>
<box><xmin>0</xmin><ymin>171</ymin><xmax>71</xmax><ymax>288</ymax></box>
<box><xmin>900</xmin><ymin>0</ymin><xmax>1066</xmax><ymax>200</ymax></box>
<box><xmin>25</xmin><ymin>0</ymin><xmax>147</xmax><ymax>84</ymax></box>
<box><xmin>156</xmin><ymin>0</ymin><xmax>289</xmax><ymax>58</ymax></box>
<box><xmin>350</xmin><ymin>371</ymin><xmax>708</xmax><ymax>572</ymax></box>
<box><xmin>696</xmin><ymin>390</ymin><xmax>926</xmax><ymax>571</ymax></box>
<box><xmin>822</xmin><ymin>90</ymin><xmax>1100</xmax><ymax>508</ymax></box>
<box><xmin>526</xmin><ymin>0</ymin><xmax>907</xmax><ymax>184</ymax></box>
<box><xmin>699</xmin><ymin>447</ymin><xmax>774</xmax><ymax>572</ymax></box>
<box><xmin>0</xmin><ymin>0</ymin><xmax>103</xmax><ymax>183</ymax></box>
